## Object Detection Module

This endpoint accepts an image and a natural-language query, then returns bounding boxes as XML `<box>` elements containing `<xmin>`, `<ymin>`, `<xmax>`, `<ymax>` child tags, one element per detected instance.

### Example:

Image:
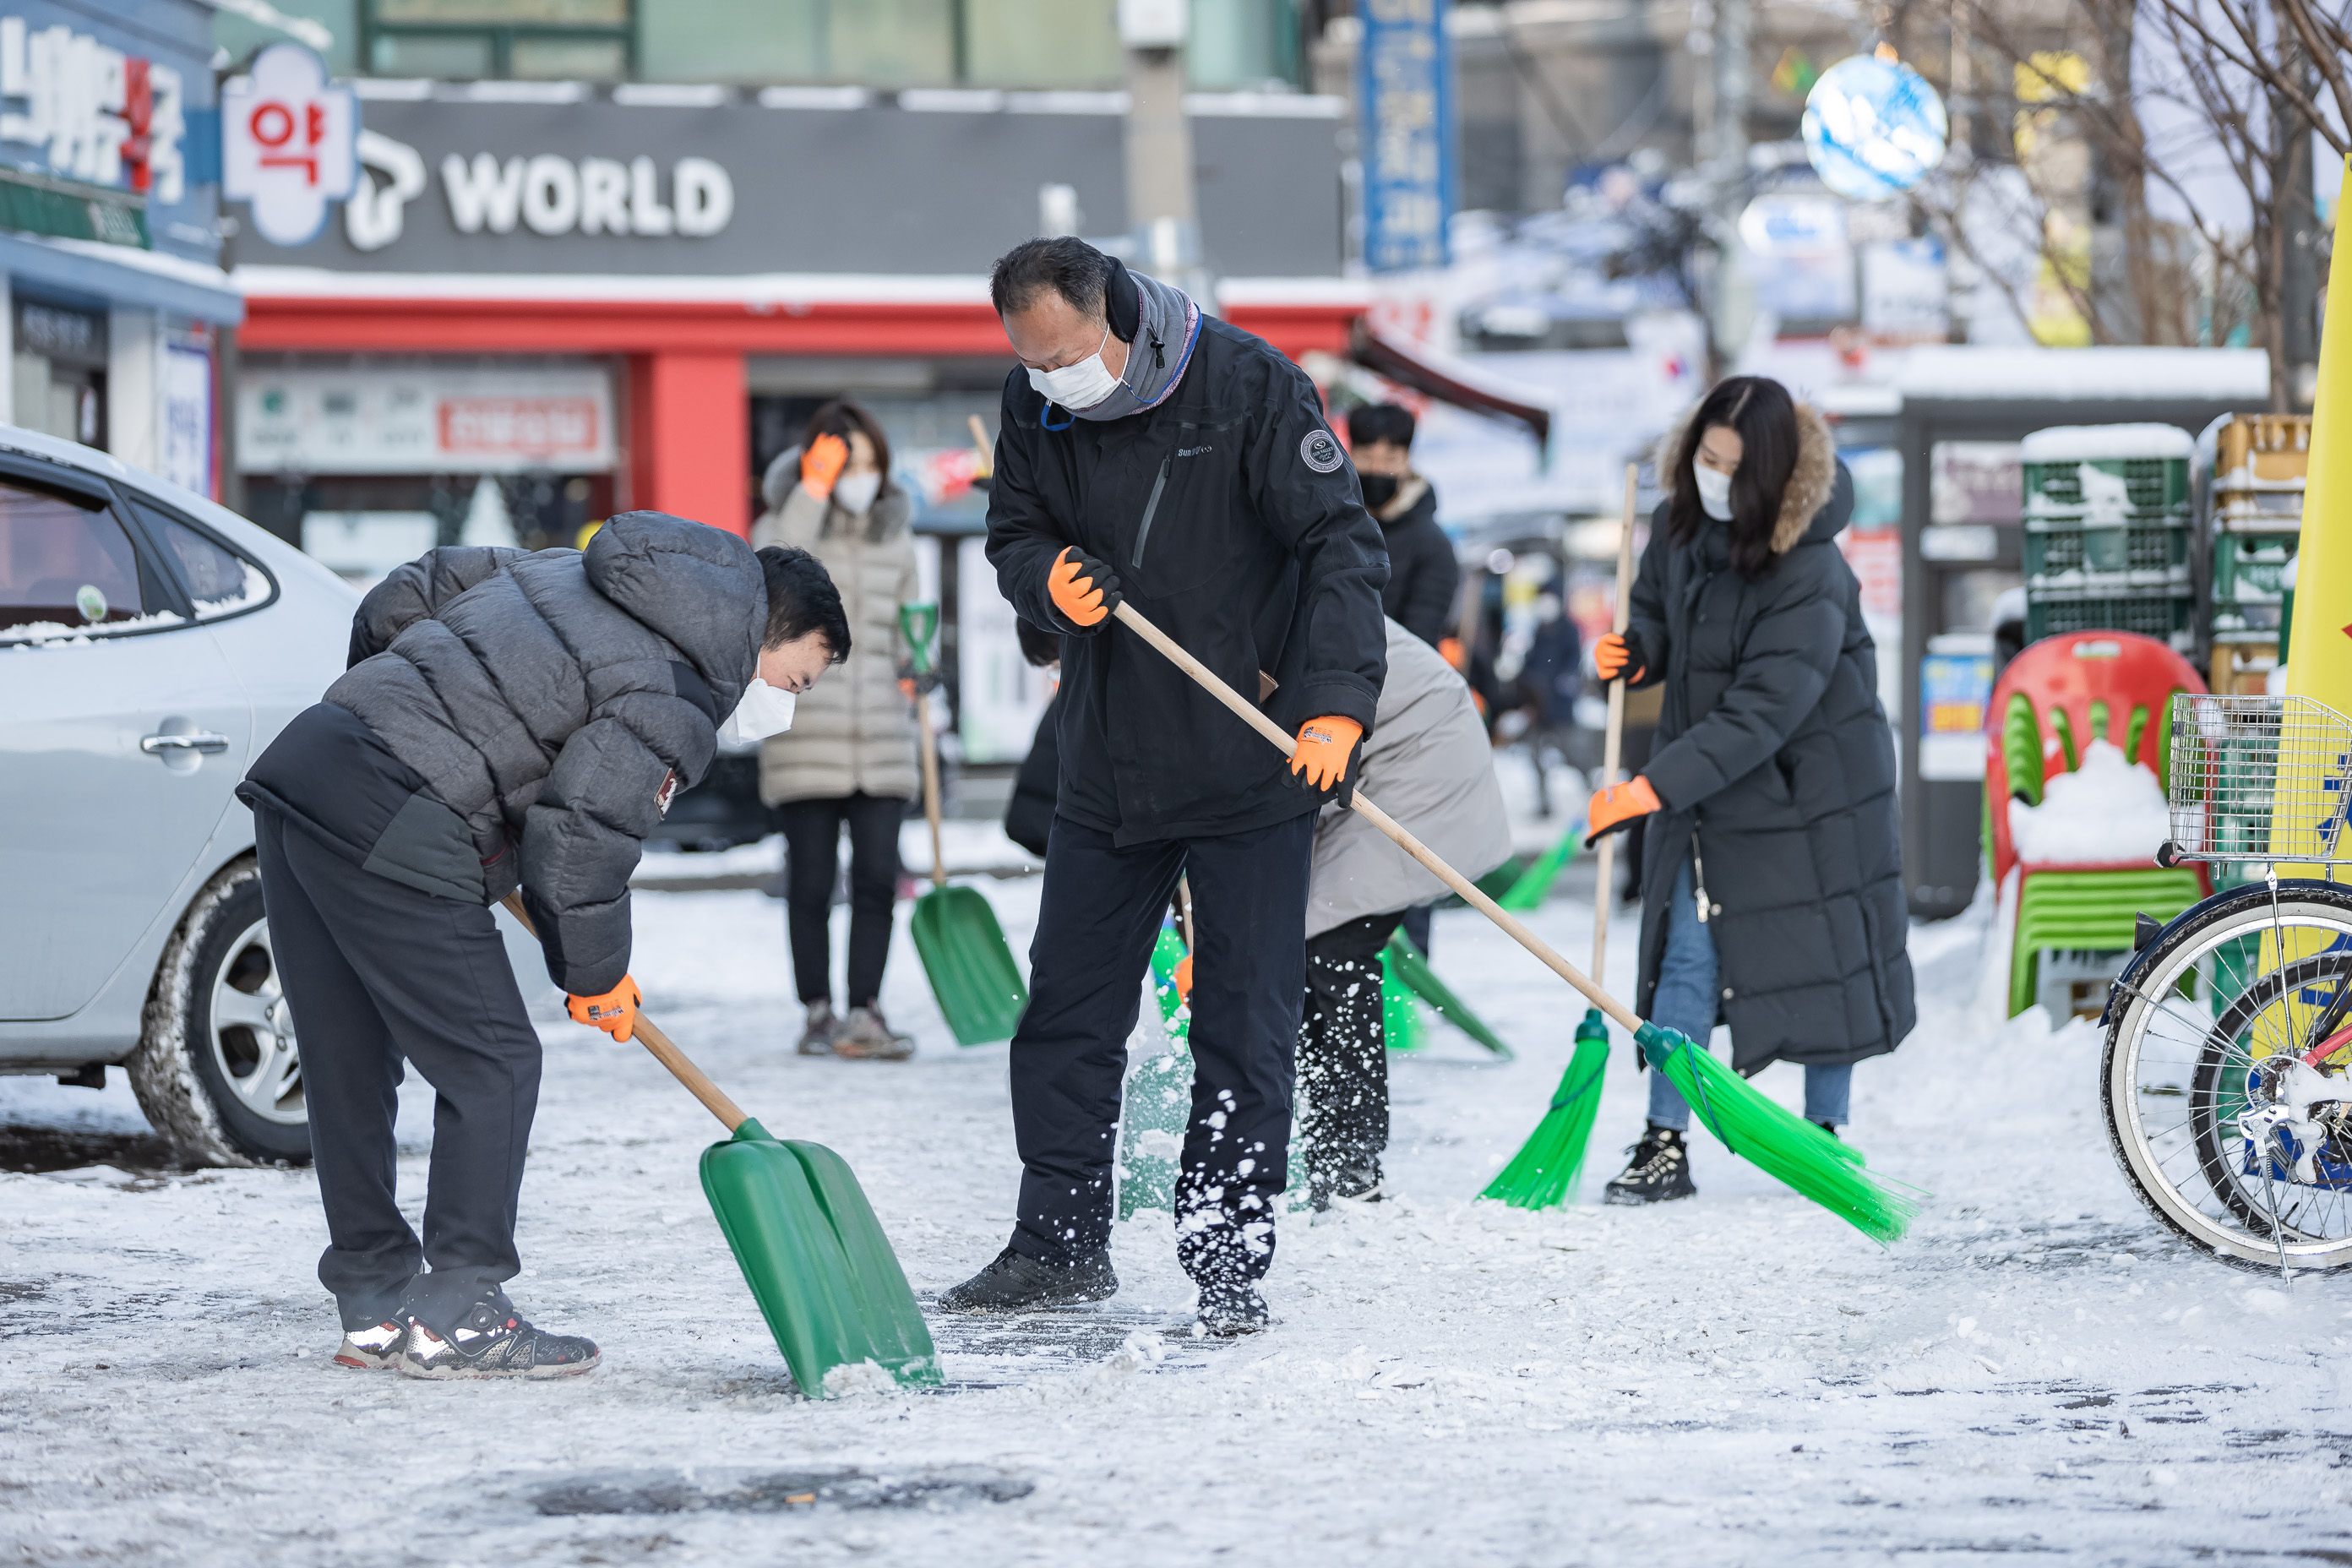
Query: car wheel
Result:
<box><xmin>128</xmin><ymin>858</ymin><xmax>314</xmax><ymax>1167</ymax></box>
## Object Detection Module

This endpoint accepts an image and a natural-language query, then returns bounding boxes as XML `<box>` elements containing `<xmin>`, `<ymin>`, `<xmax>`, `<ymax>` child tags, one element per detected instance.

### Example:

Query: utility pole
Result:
<box><xmin>1119</xmin><ymin>0</ymin><xmax>1215</xmax><ymax>308</ymax></box>
<box><xmin>1707</xmin><ymin>0</ymin><xmax>1754</xmax><ymax>368</ymax></box>
<box><xmin>2276</xmin><ymin>71</ymin><xmax>2321</xmax><ymax>410</ymax></box>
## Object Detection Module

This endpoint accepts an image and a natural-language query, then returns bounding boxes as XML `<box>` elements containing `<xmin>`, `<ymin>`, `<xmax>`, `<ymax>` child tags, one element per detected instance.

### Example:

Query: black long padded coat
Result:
<box><xmin>1623</xmin><ymin>404</ymin><xmax>1915</xmax><ymax>1072</ymax></box>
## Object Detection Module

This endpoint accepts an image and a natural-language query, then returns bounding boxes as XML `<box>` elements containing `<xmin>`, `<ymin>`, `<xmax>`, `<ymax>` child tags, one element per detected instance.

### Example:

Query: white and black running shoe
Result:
<box><xmin>334</xmin><ymin>1319</ymin><xmax>407</xmax><ymax>1370</ymax></box>
<box><xmin>397</xmin><ymin>1298</ymin><xmax>600</xmax><ymax>1380</ymax></box>
<box><xmin>1603</xmin><ymin>1125</ymin><xmax>1697</xmax><ymax>1205</ymax></box>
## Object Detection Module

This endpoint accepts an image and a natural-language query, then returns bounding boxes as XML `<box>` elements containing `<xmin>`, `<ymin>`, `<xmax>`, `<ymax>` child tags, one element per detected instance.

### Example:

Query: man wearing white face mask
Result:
<box><xmin>752</xmin><ymin>400</ymin><xmax>926</xmax><ymax>1060</ymax></box>
<box><xmin>950</xmin><ymin>237</ymin><xmax>1390</xmax><ymax>1337</ymax></box>
<box><xmin>237</xmin><ymin>520</ymin><xmax>847</xmax><ymax>1377</ymax></box>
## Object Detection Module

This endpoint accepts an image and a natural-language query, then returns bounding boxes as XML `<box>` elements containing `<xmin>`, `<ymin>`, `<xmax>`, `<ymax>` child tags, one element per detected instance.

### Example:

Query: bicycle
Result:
<box><xmin>2101</xmin><ymin>692</ymin><xmax>2352</xmax><ymax>1277</ymax></box>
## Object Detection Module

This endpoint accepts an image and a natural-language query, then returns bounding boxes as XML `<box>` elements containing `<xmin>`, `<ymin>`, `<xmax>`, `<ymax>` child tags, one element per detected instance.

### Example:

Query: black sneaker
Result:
<box><xmin>935</xmin><ymin>1246</ymin><xmax>1117</xmax><ymax>1314</ymax></box>
<box><xmin>1815</xmin><ymin>1121</ymin><xmax>1840</xmax><ymax>1141</ymax></box>
<box><xmin>334</xmin><ymin>1319</ymin><xmax>407</xmax><ymax>1370</ymax></box>
<box><xmin>1603</xmin><ymin>1124</ymin><xmax>1697</xmax><ymax>1206</ymax></box>
<box><xmin>396</xmin><ymin>1298</ymin><xmax>601</xmax><ymax>1380</ymax></box>
<box><xmin>1195</xmin><ymin>1279</ymin><xmax>1270</xmax><ymax>1337</ymax></box>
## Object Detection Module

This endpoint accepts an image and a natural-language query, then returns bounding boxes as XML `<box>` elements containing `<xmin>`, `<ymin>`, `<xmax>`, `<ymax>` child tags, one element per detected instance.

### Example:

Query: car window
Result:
<box><xmin>127</xmin><ymin>499</ymin><xmax>273</xmax><ymax>619</ymax></box>
<box><xmin>0</xmin><ymin>481</ymin><xmax>155</xmax><ymax>641</ymax></box>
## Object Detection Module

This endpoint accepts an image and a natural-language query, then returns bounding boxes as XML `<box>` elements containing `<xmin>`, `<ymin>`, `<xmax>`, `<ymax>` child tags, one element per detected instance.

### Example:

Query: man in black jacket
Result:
<box><xmin>1347</xmin><ymin>402</ymin><xmax>1459</xmax><ymax>649</ymax></box>
<box><xmin>237</xmin><ymin>515</ymin><xmax>847</xmax><ymax>1379</ymax></box>
<box><xmin>945</xmin><ymin>237</ymin><xmax>1388</xmax><ymax>1334</ymax></box>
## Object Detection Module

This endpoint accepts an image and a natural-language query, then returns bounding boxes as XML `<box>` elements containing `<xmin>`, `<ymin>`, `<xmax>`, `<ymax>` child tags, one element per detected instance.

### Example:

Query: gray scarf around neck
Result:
<box><xmin>1075</xmin><ymin>269</ymin><xmax>1201</xmax><ymax>422</ymax></box>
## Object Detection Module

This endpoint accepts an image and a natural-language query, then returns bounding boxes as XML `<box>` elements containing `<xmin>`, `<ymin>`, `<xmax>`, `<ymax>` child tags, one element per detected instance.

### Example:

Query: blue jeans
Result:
<box><xmin>1644</xmin><ymin>860</ymin><xmax>1853</xmax><ymax>1130</ymax></box>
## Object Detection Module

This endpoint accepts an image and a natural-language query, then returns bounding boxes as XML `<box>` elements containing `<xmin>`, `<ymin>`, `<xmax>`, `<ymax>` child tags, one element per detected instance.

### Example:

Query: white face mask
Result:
<box><xmin>1692</xmin><ymin>463</ymin><xmax>1736</xmax><ymax>521</ymax></box>
<box><xmin>831</xmin><ymin>471</ymin><xmax>881</xmax><ymax>515</ymax></box>
<box><xmin>1024</xmin><ymin>325</ymin><xmax>1121</xmax><ymax>411</ymax></box>
<box><xmin>716</xmin><ymin>678</ymin><xmax>798</xmax><ymax>748</ymax></box>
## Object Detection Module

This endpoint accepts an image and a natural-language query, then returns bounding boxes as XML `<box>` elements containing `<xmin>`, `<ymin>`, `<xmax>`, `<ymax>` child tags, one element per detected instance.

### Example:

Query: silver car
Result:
<box><xmin>0</xmin><ymin>427</ymin><xmax>541</xmax><ymax>1166</ymax></box>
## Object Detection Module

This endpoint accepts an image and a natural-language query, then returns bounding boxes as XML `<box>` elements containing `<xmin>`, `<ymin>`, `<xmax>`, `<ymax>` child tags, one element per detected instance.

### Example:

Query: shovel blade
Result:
<box><xmin>699</xmin><ymin>1120</ymin><xmax>941</xmax><ymax>1394</ymax></box>
<box><xmin>1383</xmin><ymin>934</ymin><xmax>1516</xmax><ymax>1059</ymax></box>
<box><xmin>910</xmin><ymin>885</ymin><xmax>1029</xmax><ymax>1046</ymax></box>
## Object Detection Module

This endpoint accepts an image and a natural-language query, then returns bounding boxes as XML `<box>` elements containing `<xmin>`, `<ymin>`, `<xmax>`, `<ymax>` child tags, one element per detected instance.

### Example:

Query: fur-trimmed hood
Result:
<box><xmin>1651</xmin><ymin>397</ymin><xmax>1841</xmax><ymax>555</ymax></box>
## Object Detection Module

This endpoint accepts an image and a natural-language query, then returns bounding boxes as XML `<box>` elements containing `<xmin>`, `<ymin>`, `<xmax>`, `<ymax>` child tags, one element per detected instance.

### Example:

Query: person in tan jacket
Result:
<box><xmin>750</xmin><ymin>401</ymin><xmax>923</xmax><ymax>1059</ymax></box>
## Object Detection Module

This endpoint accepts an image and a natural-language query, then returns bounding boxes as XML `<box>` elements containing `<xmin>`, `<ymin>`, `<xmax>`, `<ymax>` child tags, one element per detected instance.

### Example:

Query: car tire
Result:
<box><xmin>128</xmin><ymin>858</ymin><xmax>314</xmax><ymax>1168</ymax></box>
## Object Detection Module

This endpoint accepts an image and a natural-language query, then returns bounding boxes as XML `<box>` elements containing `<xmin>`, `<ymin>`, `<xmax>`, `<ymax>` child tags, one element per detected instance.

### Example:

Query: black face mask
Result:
<box><xmin>1358</xmin><ymin>473</ymin><xmax>1400</xmax><ymax>511</ymax></box>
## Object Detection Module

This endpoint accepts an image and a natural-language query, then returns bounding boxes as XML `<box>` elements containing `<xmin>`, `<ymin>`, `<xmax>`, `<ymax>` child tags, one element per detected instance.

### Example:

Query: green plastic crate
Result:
<box><xmin>2023</xmin><ymin>455</ymin><xmax>2191</xmax><ymax>512</ymax></box>
<box><xmin>2023</xmin><ymin>588</ymin><xmax>2193</xmax><ymax>646</ymax></box>
<box><xmin>2211</xmin><ymin>531</ymin><xmax>2295</xmax><ymax>604</ymax></box>
<box><xmin>2023</xmin><ymin>516</ymin><xmax>2190</xmax><ymax>585</ymax></box>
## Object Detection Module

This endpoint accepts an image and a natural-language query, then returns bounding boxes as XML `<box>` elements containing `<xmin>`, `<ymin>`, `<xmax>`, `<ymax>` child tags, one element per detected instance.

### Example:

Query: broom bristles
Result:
<box><xmin>1637</xmin><ymin>1023</ymin><xmax>1921</xmax><ymax>1244</ymax></box>
<box><xmin>1481</xmin><ymin>1015</ymin><xmax>1609</xmax><ymax>1209</ymax></box>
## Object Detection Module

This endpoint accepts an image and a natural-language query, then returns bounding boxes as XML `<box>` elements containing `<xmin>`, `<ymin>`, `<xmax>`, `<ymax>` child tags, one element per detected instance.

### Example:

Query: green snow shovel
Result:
<box><xmin>901</xmin><ymin>603</ymin><xmax>1028</xmax><ymax>1046</ymax></box>
<box><xmin>1118</xmin><ymin>894</ymin><xmax>1196</xmax><ymax>1217</ymax></box>
<box><xmin>1109</xmin><ymin>599</ymin><xmax>1922</xmax><ymax>1245</ymax></box>
<box><xmin>1382</xmin><ymin>932</ymin><xmax>1514</xmax><ymax>1059</ymax></box>
<box><xmin>499</xmin><ymin>893</ymin><xmax>938</xmax><ymax>1394</ymax></box>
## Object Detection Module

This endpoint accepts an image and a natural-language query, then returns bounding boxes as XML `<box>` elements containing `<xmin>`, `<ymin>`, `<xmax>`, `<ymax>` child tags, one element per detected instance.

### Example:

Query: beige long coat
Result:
<box><xmin>749</xmin><ymin>455</ymin><xmax>921</xmax><ymax>804</ymax></box>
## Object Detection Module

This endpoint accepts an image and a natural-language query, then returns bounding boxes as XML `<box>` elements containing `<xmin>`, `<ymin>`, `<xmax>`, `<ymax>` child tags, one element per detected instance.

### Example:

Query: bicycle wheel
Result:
<box><xmin>2103</xmin><ymin>879</ymin><xmax>2352</xmax><ymax>1273</ymax></box>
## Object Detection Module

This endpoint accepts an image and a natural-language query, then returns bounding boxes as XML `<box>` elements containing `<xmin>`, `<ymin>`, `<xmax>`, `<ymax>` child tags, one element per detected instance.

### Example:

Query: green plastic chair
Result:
<box><xmin>2008</xmin><ymin>868</ymin><xmax>2206</xmax><ymax>1016</ymax></box>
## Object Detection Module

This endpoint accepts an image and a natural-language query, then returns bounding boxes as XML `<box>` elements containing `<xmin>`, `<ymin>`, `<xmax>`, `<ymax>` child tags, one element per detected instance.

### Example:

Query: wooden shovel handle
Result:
<box><xmin>1592</xmin><ymin>462</ymin><xmax>1639</xmax><ymax>983</ymax></box>
<box><xmin>914</xmin><ymin>689</ymin><xmax>947</xmax><ymax>890</ymax></box>
<box><xmin>1108</xmin><ymin>602</ymin><xmax>1643</xmax><ymax>1035</ymax></box>
<box><xmin>499</xmin><ymin>891</ymin><xmax>750</xmax><ymax>1133</ymax></box>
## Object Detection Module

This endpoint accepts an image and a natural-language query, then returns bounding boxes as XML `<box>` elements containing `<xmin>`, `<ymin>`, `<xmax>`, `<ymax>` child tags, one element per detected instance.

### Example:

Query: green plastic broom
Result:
<box><xmin>1485</xmin><ymin>465</ymin><xmax>1636</xmax><ymax>1206</ymax></box>
<box><xmin>1110</xmin><ymin>579</ymin><xmax>1919</xmax><ymax>1245</ymax></box>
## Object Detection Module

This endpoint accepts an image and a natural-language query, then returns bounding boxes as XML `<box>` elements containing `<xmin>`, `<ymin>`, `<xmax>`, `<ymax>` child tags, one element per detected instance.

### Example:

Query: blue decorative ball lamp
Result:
<box><xmin>1801</xmin><ymin>52</ymin><xmax>1950</xmax><ymax>201</ymax></box>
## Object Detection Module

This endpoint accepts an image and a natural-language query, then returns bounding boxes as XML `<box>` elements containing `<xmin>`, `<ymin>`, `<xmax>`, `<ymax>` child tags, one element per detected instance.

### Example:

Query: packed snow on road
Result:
<box><xmin>5</xmin><ymin>863</ymin><xmax>2350</xmax><ymax>1565</ymax></box>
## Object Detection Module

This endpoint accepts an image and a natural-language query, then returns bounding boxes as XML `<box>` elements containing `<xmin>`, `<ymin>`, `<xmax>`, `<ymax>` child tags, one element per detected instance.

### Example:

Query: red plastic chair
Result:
<box><xmin>1984</xmin><ymin>631</ymin><xmax>2208</xmax><ymax>887</ymax></box>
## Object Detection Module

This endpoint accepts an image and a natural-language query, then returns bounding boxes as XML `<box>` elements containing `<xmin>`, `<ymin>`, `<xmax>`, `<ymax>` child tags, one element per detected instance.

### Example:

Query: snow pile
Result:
<box><xmin>2019</xmin><ymin>422</ymin><xmax>2195</xmax><ymax>461</ymax></box>
<box><xmin>2008</xmin><ymin>738</ymin><xmax>2171</xmax><ymax>864</ymax></box>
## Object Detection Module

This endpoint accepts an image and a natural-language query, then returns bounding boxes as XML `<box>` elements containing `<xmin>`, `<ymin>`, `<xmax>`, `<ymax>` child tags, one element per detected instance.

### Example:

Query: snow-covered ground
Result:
<box><xmin>6</xmin><ymin>861</ymin><xmax>2351</xmax><ymax>1566</ymax></box>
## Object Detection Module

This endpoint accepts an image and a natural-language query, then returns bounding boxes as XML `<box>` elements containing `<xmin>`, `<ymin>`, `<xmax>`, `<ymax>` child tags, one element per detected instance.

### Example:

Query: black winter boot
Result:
<box><xmin>935</xmin><ymin>1246</ymin><xmax>1117</xmax><ymax>1314</ymax></box>
<box><xmin>1603</xmin><ymin>1124</ymin><xmax>1697</xmax><ymax>1205</ymax></box>
<box><xmin>1195</xmin><ymin>1278</ymin><xmax>1270</xmax><ymax>1337</ymax></box>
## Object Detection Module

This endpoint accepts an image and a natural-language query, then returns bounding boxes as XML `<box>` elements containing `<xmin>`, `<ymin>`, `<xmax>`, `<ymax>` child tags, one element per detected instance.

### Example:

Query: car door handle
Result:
<box><xmin>141</xmin><ymin>732</ymin><xmax>231</xmax><ymax>755</ymax></box>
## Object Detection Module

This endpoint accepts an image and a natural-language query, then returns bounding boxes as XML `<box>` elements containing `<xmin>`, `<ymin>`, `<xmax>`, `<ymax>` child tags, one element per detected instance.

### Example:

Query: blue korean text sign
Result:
<box><xmin>1358</xmin><ymin>0</ymin><xmax>1454</xmax><ymax>272</ymax></box>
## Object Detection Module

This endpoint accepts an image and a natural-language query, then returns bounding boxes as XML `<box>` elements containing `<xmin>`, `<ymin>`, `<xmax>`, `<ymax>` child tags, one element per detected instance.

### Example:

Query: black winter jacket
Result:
<box><xmin>986</xmin><ymin>315</ymin><xmax>1389</xmax><ymax>844</ymax></box>
<box><xmin>239</xmin><ymin>512</ymin><xmax>765</xmax><ymax>994</ymax></box>
<box><xmin>1374</xmin><ymin>477</ymin><xmax>1460</xmax><ymax>648</ymax></box>
<box><xmin>1625</xmin><ymin>406</ymin><xmax>1914</xmax><ymax>1071</ymax></box>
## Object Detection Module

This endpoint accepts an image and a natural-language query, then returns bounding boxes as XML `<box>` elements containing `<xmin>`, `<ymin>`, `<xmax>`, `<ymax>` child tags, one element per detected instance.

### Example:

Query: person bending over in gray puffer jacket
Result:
<box><xmin>237</xmin><ymin>513</ymin><xmax>848</xmax><ymax>1380</ymax></box>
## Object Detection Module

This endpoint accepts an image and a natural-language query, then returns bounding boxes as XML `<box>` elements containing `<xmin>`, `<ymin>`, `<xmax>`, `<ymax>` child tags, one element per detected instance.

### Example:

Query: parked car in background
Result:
<box><xmin>0</xmin><ymin>427</ymin><xmax>545</xmax><ymax>1166</ymax></box>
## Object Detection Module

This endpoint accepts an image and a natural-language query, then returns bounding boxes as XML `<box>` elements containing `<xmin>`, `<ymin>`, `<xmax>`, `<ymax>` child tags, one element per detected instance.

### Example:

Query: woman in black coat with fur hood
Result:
<box><xmin>1582</xmin><ymin>376</ymin><xmax>1914</xmax><ymax>1204</ymax></box>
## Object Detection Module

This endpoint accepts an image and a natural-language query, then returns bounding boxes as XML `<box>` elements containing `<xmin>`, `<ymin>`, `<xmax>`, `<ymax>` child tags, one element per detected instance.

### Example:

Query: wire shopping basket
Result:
<box><xmin>2166</xmin><ymin>693</ymin><xmax>2352</xmax><ymax>866</ymax></box>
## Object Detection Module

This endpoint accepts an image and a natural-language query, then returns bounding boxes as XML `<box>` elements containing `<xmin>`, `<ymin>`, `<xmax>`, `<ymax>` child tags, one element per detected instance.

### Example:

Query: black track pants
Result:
<box><xmin>1010</xmin><ymin>811</ymin><xmax>1315</xmax><ymax>1285</ymax></box>
<box><xmin>1298</xmin><ymin>910</ymin><xmax>1407</xmax><ymax>1182</ymax></box>
<box><xmin>253</xmin><ymin>807</ymin><xmax>542</xmax><ymax>1335</ymax></box>
<box><xmin>777</xmin><ymin>792</ymin><xmax>905</xmax><ymax>1010</ymax></box>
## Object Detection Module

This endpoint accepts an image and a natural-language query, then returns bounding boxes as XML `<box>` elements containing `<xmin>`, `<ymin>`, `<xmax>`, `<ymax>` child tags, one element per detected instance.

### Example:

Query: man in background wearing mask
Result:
<box><xmin>946</xmin><ymin>237</ymin><xmax>1389</xmax><ymax>1336</ymax></box>
<box><xmin>1346</xmin><ymin>402</ymin><xmax>1459</xmax><ymax>650</ymax></box>
<box><xmin>237</xmin><ymin>520</ymin><xmax>847</xmax><ymax>1380</ymax></box>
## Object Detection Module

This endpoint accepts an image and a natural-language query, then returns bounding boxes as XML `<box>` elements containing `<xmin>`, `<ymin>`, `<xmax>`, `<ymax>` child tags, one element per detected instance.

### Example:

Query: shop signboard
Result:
<box><xmin>1919</xmin><ymin>647</ymin><xmax>1995</xmax><ymax>781</ymax></box>
<box><xmin>220</xmin><ymin>42</ymin><xmax>357</xmax><ymax>247</ymax></box>
<box><xmin>0</xmin><ymin>3</ymin><xmax>199</xmax><ymax>251</ymax></box>
<box><xmin>237</xmin><ymin>362</ymin><xmax>615</xmax><ymax>475</ymax></box>
<box><xmin>1357</xmin><ymin>0</ymin><xmax>1453</xmax><ymax>272</ymax></box>
<box><xmin>161</xmin><ymin>340</ymin><xmax>212</xmax><ymax>495</ymax></box>
<box><xmin>237</xmin><ymin>92</ymin><xmax>1343</xmax><ymax>279</ymax></box>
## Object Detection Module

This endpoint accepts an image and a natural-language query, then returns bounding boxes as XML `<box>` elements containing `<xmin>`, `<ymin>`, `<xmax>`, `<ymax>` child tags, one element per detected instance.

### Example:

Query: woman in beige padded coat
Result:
<box><xmin>750</xmin><ymin>401</ymin><xmax>922</xmax><ymax>1060</ymax></box>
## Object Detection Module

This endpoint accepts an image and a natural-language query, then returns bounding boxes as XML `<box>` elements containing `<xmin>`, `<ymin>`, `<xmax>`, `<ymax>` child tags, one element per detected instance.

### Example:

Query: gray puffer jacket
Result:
<box><xmin>1625</xmin><ymin>404</ymin><xmax>1913</xmax><ymax>1071</ymax></box>
<box><xmin>246</xmin><ymin>512</ymin><xmax>765</xmax><ymax>994</ymax></box>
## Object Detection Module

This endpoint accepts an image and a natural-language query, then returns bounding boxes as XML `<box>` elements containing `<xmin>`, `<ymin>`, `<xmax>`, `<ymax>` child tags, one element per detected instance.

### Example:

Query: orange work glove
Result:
<box><xmin>799</xmin><ymin>433</ymin><xmax>849</xmax><ymax>500</ymax></box>
<box><xmin>1593</xmin><ymin>632</ymin><xmax>1644</xmax><ymax>683</ymax></box>
<box><xmin>1172</xmin><ymin>953</ymin><xmax>1193</xmax><ymax>1004</ymax></box>
<box><xmin>1438</xmin><ymin>634</ymin><xmax>1466</xmax><ymax>672</ymax></box>
<box><xmin>1583</xmin><ymin>776</ymin><xmax>1662</xmax><ymax>848</ymax></box>
<box><xmin>567</xmin><ymin>976</ymin><xmax>641</xmax><ymax>1043</ymax></box>
<box><xmin>1047</xmin><ymin>547</ymin><xmax>1123</xmax><ymax>630</ymax></box>
<box><xmin>1288</xmin><ymin>715</ymin><xmax>1364</xmax><ymax>803</ymax></box>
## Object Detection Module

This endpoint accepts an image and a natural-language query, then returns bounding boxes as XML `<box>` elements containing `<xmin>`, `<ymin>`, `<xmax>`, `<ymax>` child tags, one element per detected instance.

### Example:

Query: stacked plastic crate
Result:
<box><xmin>2207</xmin><ymin>413</ymin><xmax>2306</xmax><ymax>695</ymax></box>
<box><xmin>2019</xmin><ymin>424</ymin><xmax>2196</xmax><ymax>651</ymax></box>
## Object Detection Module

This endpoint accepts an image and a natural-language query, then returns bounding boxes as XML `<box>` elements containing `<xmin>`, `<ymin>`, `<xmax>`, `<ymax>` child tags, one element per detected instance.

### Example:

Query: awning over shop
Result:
<box><xmin>0</xmin><ymin>231</ymin><xmax>242</xmax><ymax>324</ymax></box>
<box><xmin>1348</xmin><ymin>318</ymin><xmax>1551</xmax><ymax>450</ymax></box>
